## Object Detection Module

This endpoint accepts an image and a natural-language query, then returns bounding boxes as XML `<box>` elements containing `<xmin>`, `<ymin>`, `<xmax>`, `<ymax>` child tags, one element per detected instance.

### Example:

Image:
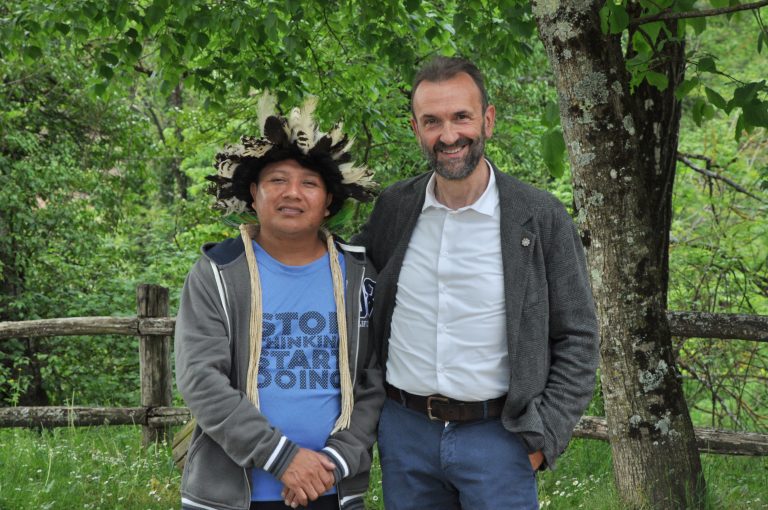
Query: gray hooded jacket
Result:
<box><xmin>175</xmin><ymin>232</ymin><xmax>383</xmax><ymax>510</ymax></box>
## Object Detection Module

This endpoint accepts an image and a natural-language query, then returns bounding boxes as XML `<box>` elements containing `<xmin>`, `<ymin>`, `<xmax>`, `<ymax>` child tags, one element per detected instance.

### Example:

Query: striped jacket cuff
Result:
<box><xmin>263</xmin><ymin>436</ymin><xmax>300</xmax><ymax>480</ymax></box>
<box><xmin>321</xmin><ymin>446</ymin><xmax>349</xmax><ymax>482</ymax></box>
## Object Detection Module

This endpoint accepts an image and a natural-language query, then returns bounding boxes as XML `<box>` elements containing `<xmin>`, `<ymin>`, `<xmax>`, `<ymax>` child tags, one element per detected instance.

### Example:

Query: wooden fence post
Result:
<box><xmin>137</xmin><ymin>284</ymin><xmax>172</xmax><ymax>446</ymax></box>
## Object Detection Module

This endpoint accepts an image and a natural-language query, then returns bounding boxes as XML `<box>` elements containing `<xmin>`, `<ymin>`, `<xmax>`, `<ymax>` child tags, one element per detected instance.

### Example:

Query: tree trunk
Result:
<box><xmin>532</xmin><ymin>1</ymin><xmax>705</xmax><ymax>507</ymax></box>
<box><xmin>170</xmin><ymin>83</ymin><xmax>189</xmax><ymax>200</ymax></box>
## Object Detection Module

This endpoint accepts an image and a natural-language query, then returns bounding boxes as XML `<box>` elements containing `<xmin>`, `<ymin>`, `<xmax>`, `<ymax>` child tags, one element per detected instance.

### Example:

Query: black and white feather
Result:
<box><xmin>206</xmin><ymin>93</ymin><xmax>376</xmax><ymax>216</ymax></box>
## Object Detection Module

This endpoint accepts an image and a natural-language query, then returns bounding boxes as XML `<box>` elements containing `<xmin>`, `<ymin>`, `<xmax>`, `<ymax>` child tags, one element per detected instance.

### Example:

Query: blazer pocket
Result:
<box><xmin>523</xmin><ymin>283</ymin><xmax>548</xmax><ymax>310</ymax></box>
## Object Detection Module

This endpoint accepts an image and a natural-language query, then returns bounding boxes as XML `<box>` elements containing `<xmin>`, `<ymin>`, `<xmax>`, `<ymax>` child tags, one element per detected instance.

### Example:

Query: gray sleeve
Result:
<box><xmin>174</xmin><ymin>259</ymin><xmax>299</xmax><ymax>479</ymax></box>
<box><xmin>533</xmin><ymin>203</ymin><xmax>600</xmax><ymax>468</ymax></box>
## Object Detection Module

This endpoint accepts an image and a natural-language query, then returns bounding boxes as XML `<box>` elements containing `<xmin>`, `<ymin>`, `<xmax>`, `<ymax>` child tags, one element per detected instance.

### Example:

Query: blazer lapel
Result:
<box><xmin>494</xmin><ymin>166</ymin><xmax>535</xmax><ymax>363</ymax></box>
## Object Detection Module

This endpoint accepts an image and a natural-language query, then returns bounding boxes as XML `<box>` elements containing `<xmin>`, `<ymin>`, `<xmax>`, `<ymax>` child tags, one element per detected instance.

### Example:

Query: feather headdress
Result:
<box><xmin>206</xmin><ymin>92</ymin><xmax>376</xmax><ymax>217</ymax></box>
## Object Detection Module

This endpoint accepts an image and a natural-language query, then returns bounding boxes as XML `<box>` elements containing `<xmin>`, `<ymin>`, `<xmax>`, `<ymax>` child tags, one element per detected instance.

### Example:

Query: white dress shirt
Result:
<box><xmin>387</xmin><ymin>163</ymin><xmax>509</xmax><ymax>401</ymax></box>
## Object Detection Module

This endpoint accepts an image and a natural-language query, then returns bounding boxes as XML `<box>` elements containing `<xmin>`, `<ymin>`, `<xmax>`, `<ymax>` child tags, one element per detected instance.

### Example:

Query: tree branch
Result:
<box><xmin>677</xmin><ymin>153</ymin><xmax>765</xmax><ymax>203</ymax></box>
<box><xmin>631</xmin><ymin>0</ymin><xmax>768</xmax><ymax>26</ymax></box>
<box><xmin>679</xmin><ymin>357</ymin><xmax>745</xmax><ymax>429</ymax></box>
<box><xmin>142</xmin><ymin>100</ymin><xmax>167</xmax><ymax>147</ymax></box>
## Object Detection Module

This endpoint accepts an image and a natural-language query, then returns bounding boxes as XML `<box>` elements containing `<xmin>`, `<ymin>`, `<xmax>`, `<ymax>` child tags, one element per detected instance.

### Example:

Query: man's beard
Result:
<box><xmin>421</xmin><ymin>131</ymin><xmax>486</xmax><ymax>181</ymax></box>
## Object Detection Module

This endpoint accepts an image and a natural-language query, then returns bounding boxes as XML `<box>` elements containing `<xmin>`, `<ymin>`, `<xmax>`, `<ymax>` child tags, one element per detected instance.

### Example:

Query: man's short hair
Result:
<box><xmin>411</xmin><ymin>56</ymin><xmax>489</xmax><ymax>115</ymax></box>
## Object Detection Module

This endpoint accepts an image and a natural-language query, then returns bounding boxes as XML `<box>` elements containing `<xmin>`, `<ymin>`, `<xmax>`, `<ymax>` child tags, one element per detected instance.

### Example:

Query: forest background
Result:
<box><xmin>1</xmin><ymin>1</ymin><xmax>766</xmax><ymax>509</ymax></box>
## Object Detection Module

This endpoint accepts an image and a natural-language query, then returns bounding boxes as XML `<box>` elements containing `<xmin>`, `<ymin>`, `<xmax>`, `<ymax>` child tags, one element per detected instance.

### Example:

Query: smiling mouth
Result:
<box><xmin>278</xmin><ymin>206</ymin><xmax>303</xmax><ymax>215</ymax></box>
<box><xmin>435</xmin><ymin>138</ymin><xmax>470</xmax><ymax>156</ymax></box>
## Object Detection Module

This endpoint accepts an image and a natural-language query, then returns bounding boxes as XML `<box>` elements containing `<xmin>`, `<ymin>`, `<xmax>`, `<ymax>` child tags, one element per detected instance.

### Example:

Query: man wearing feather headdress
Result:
<box><xmin>175</xmin><ymin>94</ymin><xmax>383</xmax><ymax>510</ymax></box>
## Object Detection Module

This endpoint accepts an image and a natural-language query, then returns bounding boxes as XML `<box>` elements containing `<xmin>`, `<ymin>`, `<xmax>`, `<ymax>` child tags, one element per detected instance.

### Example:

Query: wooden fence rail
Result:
<box><xmin>0</xmin><ymin>286</ymin><xmax>767</xmax><ymax>456</ymax></box>
<box><xmin>2</xmin><ymin>311</ymin><xmax>765</xmax><ymax>341</ymax></box>
<box><xmin>0</xmin><ymin>406</ymin><xmax>190</xmax><ymax>428</ymax></box>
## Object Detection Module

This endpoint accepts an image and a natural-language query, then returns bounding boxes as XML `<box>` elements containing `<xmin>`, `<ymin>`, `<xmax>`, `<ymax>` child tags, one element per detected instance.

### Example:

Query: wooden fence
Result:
<box><xmin>1</xmin><ymin>284</ymin><xmax>767</xmax><ymax>457</ymax></box>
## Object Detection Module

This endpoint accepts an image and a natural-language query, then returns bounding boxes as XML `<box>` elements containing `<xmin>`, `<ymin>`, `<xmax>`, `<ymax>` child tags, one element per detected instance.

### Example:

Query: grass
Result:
<box><xmin>0</xmin><ymin>426</ymin><xmax>179</xmax><ymax>510</ymax></box>
<box><xmin>1</xmin><ymin>427</ymin><xmax>767</xmax><ymax>509</ymax></box>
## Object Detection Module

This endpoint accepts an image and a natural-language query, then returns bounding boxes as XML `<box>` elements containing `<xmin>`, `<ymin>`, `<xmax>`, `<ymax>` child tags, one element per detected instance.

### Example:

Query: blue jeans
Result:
<box><xmin>378</xmin><ymin>398</ymin><xmax>539</xmax><ymax>510</ymax></box>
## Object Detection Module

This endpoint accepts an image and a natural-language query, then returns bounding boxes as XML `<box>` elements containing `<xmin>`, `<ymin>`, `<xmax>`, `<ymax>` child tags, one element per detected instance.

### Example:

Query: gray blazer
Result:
<box><xmin>353</xmin><ymin>162</ymin><xmax>599</xmax><ymax>469</ymax></box>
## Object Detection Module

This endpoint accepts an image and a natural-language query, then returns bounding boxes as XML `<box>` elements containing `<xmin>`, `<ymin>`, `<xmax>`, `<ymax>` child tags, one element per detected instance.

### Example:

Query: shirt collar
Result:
<box><xmin>422</xmin><ymin>158</ymin><xmax>498</xmax><ymax>216</ymax></box>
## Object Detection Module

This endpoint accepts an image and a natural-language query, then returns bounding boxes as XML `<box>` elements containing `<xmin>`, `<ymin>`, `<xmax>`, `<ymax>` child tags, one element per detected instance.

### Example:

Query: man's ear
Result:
<box><xmin>483</xmin><ymin>104</ymin><xmax>496</xmax><ymax>138</ymax></box>
<box><xmin>250</xmin><ymin>182</ymin><xmax>259</xmax><ymax>203</ymax></box>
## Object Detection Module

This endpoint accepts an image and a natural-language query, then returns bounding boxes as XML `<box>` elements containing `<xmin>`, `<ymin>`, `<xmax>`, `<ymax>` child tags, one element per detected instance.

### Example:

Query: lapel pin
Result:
<box><xmin>522</xmin><ymin>237</ymin><xmax>531</xmax><ymax>247</ymax></box>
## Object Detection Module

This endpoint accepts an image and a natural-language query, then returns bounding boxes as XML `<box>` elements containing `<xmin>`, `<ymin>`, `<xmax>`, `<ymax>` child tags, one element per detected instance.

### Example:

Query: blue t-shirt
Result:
<box><xmin>250</xmin><ymin>241</ymin><xmax>344</xmax><ymax>501</ymax></box>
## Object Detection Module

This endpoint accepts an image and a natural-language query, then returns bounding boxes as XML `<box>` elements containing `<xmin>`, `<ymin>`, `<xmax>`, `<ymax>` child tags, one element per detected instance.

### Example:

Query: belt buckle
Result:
<box><xmin>426</xmin><ymin>395</ymin><xmax>450</xmax><ymax>421</ymax></box>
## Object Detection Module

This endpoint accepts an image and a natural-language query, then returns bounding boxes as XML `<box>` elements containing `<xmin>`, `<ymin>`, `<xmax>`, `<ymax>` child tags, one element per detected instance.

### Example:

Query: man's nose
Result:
<box><xmin>438</xmin><ymin>123</ymin><xmax>460</xmax><ymax>145</ymax></box>
<box><xmin>282</xmin><ymin>179</ymin><xmax>301</xmax><ymax>197</ymax></box>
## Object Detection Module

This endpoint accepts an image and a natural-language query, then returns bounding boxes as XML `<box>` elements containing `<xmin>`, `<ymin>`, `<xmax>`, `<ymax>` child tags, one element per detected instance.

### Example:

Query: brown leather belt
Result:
<box><xmin>385</xmin><ymin>383</ymin><xmax>506</xmax><ymax>422</ymax></box>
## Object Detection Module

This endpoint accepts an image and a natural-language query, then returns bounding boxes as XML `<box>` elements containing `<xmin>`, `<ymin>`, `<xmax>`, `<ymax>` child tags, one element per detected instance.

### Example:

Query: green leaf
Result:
<box><xmin>453</xmin><ymin>12</ymin><xmax>466</xmax><ymax>31</ymax></box>
<box><xmin>426</xmin><ymin>26</ymin><xmax>440</xmax><ymax>40</ymax></box>
<box><xmin>24</xmin><ymin>45</ymin><xmax>42</xmax><ymax>60</ymax></box>
<box><xmin>759</xmin><ymin>31</ymin><xmax>764</xmax><ymax>54</ymax></box>
<box><xmin>742</xmin><ymin>99</ymin><xmax>768</xmax><ymax>128</ymax></box>
<box><xmin>709</xmin><ymin>0</ymin><xmax>729</xmax><ymax>7</ymax></box>
<box><xmin>632</xmin><ymin>30</ymin><xmax>652</xmax><ymax>54</ymax></box>
<box><xmin>92</xmin><ymin>82</ymin><xmax>108</xmax><ymax>96</ymax></box>
<box><xmin>127</xmin><ymin>41</ymin><xmax>142</xmax><ymax>59</ymax></box>
<box><xmin>697</xmin><ymin>56</ymin><xmax>717</xmax><ymax>73</ymax></box>
<box><xmin>405</xmin><ymin>0</ymin><xmax>421</xmax><ymax>12</ymax></box>
<box><xmin>159</xmin><ymin>34</ymin><xmax>176</xmax><ymax>60</ymax></box>
<box><xmin>645</xmin><ymin>71</ymin><xmax>669</xmax><ymax>91</ymax></box>
<box><xmin>692</xmin><ymin>97</ymin><xmax>706</xmax><ymax>126</ymax></box>
<box><xmin>687</xmin><ymin>16</ymin><xmax>706</xmax><ymax>35</ymax></box>
<box><xmin>144</xmin><ymin>4</ymin><xmax>166</xmax><ymax>28</ymax></box>
<box><xmin>675</xmin><ymin>77</ymin><xmax>700</xmax><ymax>100</ymax></box>
<box><xmin>54</xmin><ymin>22</ymin><xmax>71</xmax><ymax>35</ymax></box>
<box><xmin>125</xmin><ymin>27</ymin><xmax>139</xmax><ymax>40</ymax></box>
<box><xmin>283</xmin><ymin>34</ymin><xmax>297</xmax><ymax>52</ymax></box>
<box><xmin>541</xmin><ymin>129</ymin><xmax>566</xmax><ymax>178</ymax></box>
<box><xmin>23</xmin><ymin>20</ymin><xmax>42</xmax><ymax>34</ymax></box>
<box><xmin>639</xmin><ymin>21</ymin><xmax>664</xmax><ymax>44</ymax></box>
<box><xmin>101</xmin><ymin>52</ymin><xmax>119</xmax><ymax>65</ymax></box>
<box><xmin>734</xmin><ymin>113</ymin><xmax>744</xmax><ymax>141</ymax></box>
<box><xmin>194</xmin><ymin>31</ymin><xmax>209</xmax><ymax>49</ymax></box>
<box><xmin>730</xmin><ymin>81</ymin><xmax>762</xmax><ymax>109</ymax></box>
<box><xmin>324</xmin><ymin>201</ymin><xmax>356</xmax><ymax>230</ymax></box>
<box><xmin>602</xmin><ymin>2</ymin><xmax>630</xmax><ymax>35</ymax></box>
<box><xmin>541</xmin><ymin>101</ymin><xmax>560</xmax><ymax>129</ymax></box>
<box><xmin>704</xmin><ymin>87</ymin><xmax>727</xmax><ymax>110</ymax></box>
<box><xmin>98</xmin><ymin>64</ymin><xmax>114</xmax><ymax>80</ymax></box>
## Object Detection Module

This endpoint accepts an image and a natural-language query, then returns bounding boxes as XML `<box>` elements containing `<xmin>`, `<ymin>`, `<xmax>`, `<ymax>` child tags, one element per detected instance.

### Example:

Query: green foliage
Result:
<box><xmin>539</xmin><ymin>101</ymin><xmax>568</xmax><ymax>178</ymax></box>
<box><xmin>670</xmin><ymin>11</ymin><xmax>768</xmax><ymax>434</ymax></box>
<box><xmin>599</xmin><ymin>0</ymin><xmax>768</xmax><ymax>138</ymax></box>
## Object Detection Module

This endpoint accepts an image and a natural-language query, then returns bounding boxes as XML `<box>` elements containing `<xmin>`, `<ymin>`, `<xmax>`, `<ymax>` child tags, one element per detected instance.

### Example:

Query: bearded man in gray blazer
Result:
<box><xmin>353</xmin><ymin>56</ymin><xmax>599</xmax><ymax>509</ymax></box>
